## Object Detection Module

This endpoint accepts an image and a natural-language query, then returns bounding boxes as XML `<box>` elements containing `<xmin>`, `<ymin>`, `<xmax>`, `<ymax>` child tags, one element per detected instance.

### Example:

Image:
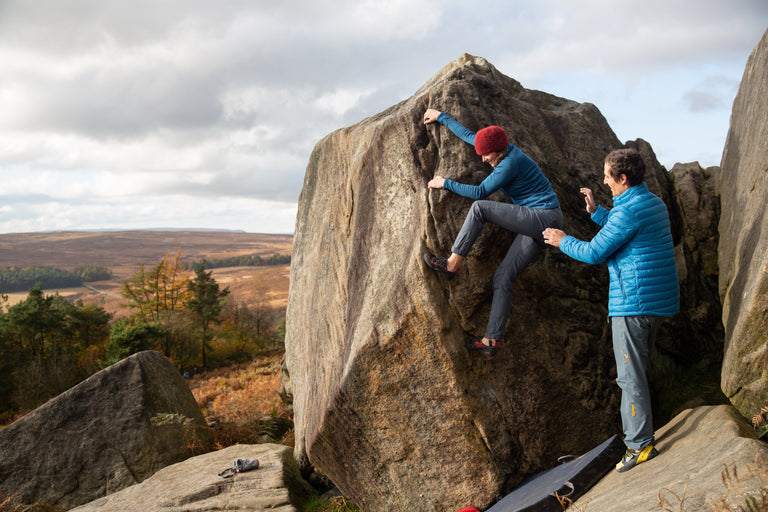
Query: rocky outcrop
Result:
<box><xmin>645</xmin><ymin>163</ymin><xmax>726</xmax><ymax>419</ymax></box>
<box><xmin>668</xmin><ymin>162</ymin><xmax>721</xmax><ymax>362</ymax></box>
<box><xmin>573</xmin><ymin>405</ymin><xmax>768</xmax><ymax>511</ymax></box>
<box><xmin>0</xmin><ymin>350</ymin><xmax>209</xmax><ymax>509</ymax></box>
<box><xmin>71</xmin><ymin>444</ymin><xmax>312</xmax><ymax>512</ymax></box>
<box><xmin>285</xmin><ymin>54</ymin><xmax>703</xmax><ymax>512</ymax></box>
<box><xmin>718</xmin><ymin>28</ymin><xmax>768</xmax><ymax>419</ymax></box>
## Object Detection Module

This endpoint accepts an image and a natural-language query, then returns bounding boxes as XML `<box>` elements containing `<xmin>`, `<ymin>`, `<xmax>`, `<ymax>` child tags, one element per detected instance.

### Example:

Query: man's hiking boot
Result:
<box><xmin>465</xmin><ymin>337</ymin><xmax>499</xmax><ymax>358</ymax></box>
<box><xmin>423</xmin><ymin>253</ymin><xmax>458</xmax><ymax>281</ymax></box>
<box><xmin>615</xmin><ymin>445</ymin><xmax>658</xmax><ymax>473</ymax></box>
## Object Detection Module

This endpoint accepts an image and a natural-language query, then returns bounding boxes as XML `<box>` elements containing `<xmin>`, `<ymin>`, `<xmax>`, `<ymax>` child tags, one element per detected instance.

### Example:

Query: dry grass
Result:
<box><xmin>657</xmin><ymin>485</ymin><xmax>687</xmax><ymax>512</ymax></box>
<box><xmin>186</xmin><ymin>352</ymin><xmax>293</xmax><ymax>449</ymax></box>
<box><xmin>753</xmin><ymin>406</ymin><xmax>768</xmax><ymax>439</ymax></box>
<box><xmin>710</xmin><ymin>456</ymin><xmax>768</xmax><ymax>512</ymax></box>
<box><xmin>211</xmin><ymin>264</ymin><xmax>290</xmax><ymax>309</ymax></box>
<box><xmin>554</xmin><ymin>491</ymin><xmax>593</xmax><ymax>511</ymax></box>
<box><xmin>303</xmin><ymin>495</ymin><xmax>363</xmax><ymax>512</ymax></box>
<box><xmin>0</xmin><ymin>490</ymin><xmax>66</xmax><ymax>512</ymax></box>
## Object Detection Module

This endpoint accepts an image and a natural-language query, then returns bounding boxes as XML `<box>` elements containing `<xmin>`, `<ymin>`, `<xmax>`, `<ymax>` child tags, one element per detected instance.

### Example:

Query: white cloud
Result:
<box><xmin>0</xmin><ymin>194</ymin><xmax>297</xmax><ymax>234</ymax></box>
<box><xmin>682</xmin><ymin>74</ymin><xmax>740</xmax><ymax>112</ymax></box>
<box><xmin>492</xmin><ymin>0</ymin><xmax>768</xmax><ymax>80</ymax></box>
<box><xmin>0</xmin><ymin>0</ymin><xmax>765</xmax><ymax>233</ymax></box>
<box><xmin>314</xmin><ymin>88</ymin><xmax>377</xmax><ymax>116</ymax></box>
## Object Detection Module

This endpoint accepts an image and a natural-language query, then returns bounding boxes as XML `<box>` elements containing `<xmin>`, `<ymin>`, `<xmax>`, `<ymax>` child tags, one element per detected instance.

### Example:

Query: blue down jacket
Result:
<box><xmin>559</xmin><ymin>183</ymin><xmax>679</xmax><ymax>317</ymax></box>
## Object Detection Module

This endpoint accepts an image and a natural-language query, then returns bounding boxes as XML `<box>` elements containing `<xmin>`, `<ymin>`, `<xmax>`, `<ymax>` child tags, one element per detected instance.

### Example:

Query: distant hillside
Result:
<box><xmin>0</xmin><ymin>230</ymin><xmax>293</xmax><ymax>314</ymax></box>
<box><xmin>0</xmin><ymin>230</ymin><xmax>293</xmax><ymax>280</ymax></box>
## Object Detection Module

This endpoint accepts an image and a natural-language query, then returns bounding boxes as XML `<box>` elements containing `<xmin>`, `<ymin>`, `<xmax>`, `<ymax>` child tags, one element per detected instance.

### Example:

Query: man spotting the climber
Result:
<box><xmin>542</xmin><ymin>148</ymin><xmax>679</xmax><ymax>472</ymax></box>
<box><xmin>422</xmin><ymin>108</ymin><xmax>562</xmax><ymax>357</ymax></box>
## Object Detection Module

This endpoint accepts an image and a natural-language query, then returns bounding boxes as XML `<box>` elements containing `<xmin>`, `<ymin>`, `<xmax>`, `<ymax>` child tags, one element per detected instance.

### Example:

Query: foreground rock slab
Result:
<box><xmin>71</xmin><ymin>444</ymin><xmax>312</xmax><ymax>512</ymax></box>
<box><xmin>573</xmin><ymin>405</ymin><xmax>768</xmax><ymax>511</ymax></box>
<box><xmin>0</xmin><ymin>350</ymin><xmax>208</xmax><ymax>509</ymax></box>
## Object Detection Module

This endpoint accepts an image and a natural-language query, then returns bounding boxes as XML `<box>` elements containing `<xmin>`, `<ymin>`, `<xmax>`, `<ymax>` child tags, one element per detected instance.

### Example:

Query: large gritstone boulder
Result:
<box><xmin>0</xmin><ymin>350</ymin><xmax>209</xmax><ymax>509</ymax></box>
<box><xmin>718</xmin><ymin>28</ymin><xmax>768</xmax><ymax>419</ymax></box>
<box><xmin>285</xmin><ymin>54</ymin><xmax>686</xmax><ymax>512</ymax></box>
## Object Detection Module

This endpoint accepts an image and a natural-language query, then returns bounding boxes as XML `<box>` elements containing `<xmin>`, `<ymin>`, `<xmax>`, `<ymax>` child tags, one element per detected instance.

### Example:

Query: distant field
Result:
<box><xmin>0</xmin><ymin>230</ymin><xmax>293</xmax><ymax>316</ymax></box>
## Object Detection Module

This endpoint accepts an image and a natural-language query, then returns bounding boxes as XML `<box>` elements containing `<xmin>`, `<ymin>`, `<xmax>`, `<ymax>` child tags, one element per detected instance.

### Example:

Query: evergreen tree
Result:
<box><xmin>6</xmin><ymin>285</ymin><xmax>66</xmax><ymax>361</ymax></box>
<box><xmin>65</xmin><ymin>301</ymin><xmax>112</xmax><ymax>350</ymax></box>
<box><xmin>2</xmin><ymin>287</ymin><xmax>111</xmax><ymax>414</ymax></box>
<box><xmin>0</xmin><ymin>290</ymin><xmax>19</xmax><ymax>415</ymax></box>
<box><xmin>100</xmin><ymin>320</ymin><xmax>166</xmax><ymax>368</ymax></box>
<box><xmin>184</xmin><ymin>260</ymin><xmax>229</xmax><ymax>368</ymax></box>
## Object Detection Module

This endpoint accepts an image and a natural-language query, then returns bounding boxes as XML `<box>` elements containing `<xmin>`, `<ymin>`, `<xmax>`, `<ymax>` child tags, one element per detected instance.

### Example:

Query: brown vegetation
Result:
<box><xmin>0</xmin><ymin>491</ymin><xmax>66</xmax><ymax>512</ymax></box>
<box><xmin>710</xmin><ymin>456</ymin><xmax>768</xmax><ymax>512</ymax></box>
<box><xmin>186</xmin><ymin>351</ymin><xmax>293</xmax><ymax>449</ymax></box>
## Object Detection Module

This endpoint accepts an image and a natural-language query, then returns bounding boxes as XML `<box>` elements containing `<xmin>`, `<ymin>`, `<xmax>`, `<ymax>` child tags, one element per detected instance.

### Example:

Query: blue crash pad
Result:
<box><xmin>486</xmin><ymin>435</ymin><xmax>625</xmax><ymax>512</ymax></box>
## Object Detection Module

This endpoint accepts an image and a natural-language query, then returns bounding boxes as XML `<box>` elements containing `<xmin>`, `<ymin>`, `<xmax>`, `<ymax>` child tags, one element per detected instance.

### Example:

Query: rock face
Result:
<box><xmin>667</xmin><ymin>162</ymin><xmax>722</xmax><ymax>362</ymax></box>
<box><xmin>718</xmin><ymin>28</ymin><xmax>768</xmax><ymax>419</ymax></box>
<box><xmin>647</xmin><ymin>162</ymin><xmax>725</xmax><ymax>419</ymax></box>
<box><xmin>285</xmin><ymin>54</ymin><xmax>696</xmax><ymax>512</ymax></box>
<box><xmin>0</xmin><ymin>350</ymin><xmax>209</xmax><ymax>509</ymax></box>
<box><xmin>573</xmin><ymin>405</ymin><xmax>768</xmax><ymax>511</ymax></box>
<box><xmin>71</xmin><ymin>444</ymin><xmax>312</xmax><ymax>512</ymax></box>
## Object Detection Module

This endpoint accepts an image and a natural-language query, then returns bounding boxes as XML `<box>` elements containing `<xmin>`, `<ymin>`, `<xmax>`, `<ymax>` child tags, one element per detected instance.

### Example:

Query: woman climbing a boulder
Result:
<box><xmin>422</xmin><ymin>108</ymin><xmax>562</xmax><ymax>357</ymax></box>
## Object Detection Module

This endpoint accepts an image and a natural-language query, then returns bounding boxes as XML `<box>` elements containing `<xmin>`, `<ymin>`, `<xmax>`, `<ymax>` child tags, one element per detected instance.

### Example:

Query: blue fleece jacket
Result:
<box><xmin>437</xmin><ymin>113</ymin><xmax>560</xmax><ymax>209</ymax></box>
<box><xmin>559</xmin><ymin>183</ymin><xmax>679</xmax><ymax>317</ymax></box>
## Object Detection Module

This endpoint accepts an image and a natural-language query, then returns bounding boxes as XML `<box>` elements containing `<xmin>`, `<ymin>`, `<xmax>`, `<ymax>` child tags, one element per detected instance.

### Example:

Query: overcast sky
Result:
<box><xmin>1</xmin><ymin>1</ymin><xmax>766</xmax><ymax>234</ymax></box>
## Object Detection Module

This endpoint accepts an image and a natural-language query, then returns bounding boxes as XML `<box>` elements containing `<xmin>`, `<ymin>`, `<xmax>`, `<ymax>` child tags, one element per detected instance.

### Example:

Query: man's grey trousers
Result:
<box><xmin>611</xmin><ymin>315</ymin><xmax>664</xmax><ymax>450</ymax></box>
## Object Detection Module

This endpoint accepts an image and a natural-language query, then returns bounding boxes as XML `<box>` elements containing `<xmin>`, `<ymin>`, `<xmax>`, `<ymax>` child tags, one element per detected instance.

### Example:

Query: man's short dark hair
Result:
<box><xmin>605</xmin><ymin>148</ymin><xmax>645</xmax><ymax>186</ymax></box>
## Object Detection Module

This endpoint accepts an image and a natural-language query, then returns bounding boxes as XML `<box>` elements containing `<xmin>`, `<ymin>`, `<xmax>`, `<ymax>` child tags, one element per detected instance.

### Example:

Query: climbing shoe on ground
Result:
<box><xmin>423</xmin><ymin>253</ymin><xmax>458</xmax><ymax>281</ymax></box>
<box><xmin>465</xmin><ymin>337</ymin><xmax>499</xmax><ymax>358</ymax></box>
<box><xmin>615</xmin><ymin>445</ymin><xmax>658</xmax><ymax>473</ymax></box>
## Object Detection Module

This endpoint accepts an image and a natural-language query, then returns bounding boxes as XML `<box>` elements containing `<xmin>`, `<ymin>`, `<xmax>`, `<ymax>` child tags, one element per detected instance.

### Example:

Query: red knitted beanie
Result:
<box><xmin>474</xmin><ymin>125</ymin><xmax>509</xmax><ymax>155</ymax></box>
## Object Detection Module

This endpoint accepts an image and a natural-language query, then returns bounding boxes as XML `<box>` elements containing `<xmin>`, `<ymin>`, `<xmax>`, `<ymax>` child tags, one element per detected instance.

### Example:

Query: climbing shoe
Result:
<box><xmin>423</xmin><ymin>253</ymin><xmax>458</xmax><ymax>281</ymax></box>
<box><xmin>465</xmin><ymin>337</ymin><xmax>499</xmax><ymax>358</ymax></box>
<box><xmin>615</xmin><ymin>445</ymin><xmax>658</xmax><ymax>473</ymax></box>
